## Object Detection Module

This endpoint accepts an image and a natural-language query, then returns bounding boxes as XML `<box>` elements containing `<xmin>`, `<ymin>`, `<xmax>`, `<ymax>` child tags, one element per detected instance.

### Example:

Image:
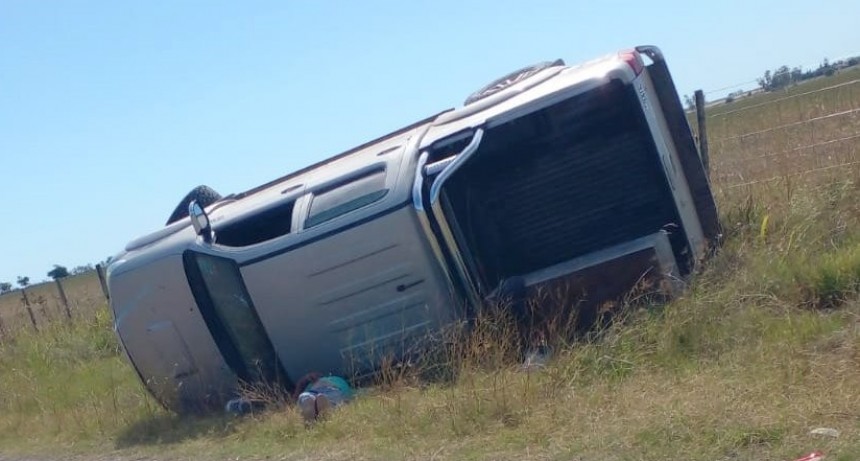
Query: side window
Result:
<box><xmin>216</xmin><ymin>200</ymin><xmax>295</xmax><ymax>247</ymax></box>
<box><xmin>306</xmin><ymin>170</ymin><xmax>388</xmax><ymax>228</ymax></box>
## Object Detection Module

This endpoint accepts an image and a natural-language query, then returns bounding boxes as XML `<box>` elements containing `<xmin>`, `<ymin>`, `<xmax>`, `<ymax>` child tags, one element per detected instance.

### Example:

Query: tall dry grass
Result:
<box><xmin>0</xmin><ymin>307</ymin><xmax>167</xmax><ymax>453</ymax></box>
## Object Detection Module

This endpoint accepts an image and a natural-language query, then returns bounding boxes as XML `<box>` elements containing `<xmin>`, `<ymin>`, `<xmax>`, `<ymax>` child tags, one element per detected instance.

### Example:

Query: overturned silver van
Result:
<box><xmin>107</xmin><ymin>45</ymin><xmax>720</xmax><ymax>412</ymax></box>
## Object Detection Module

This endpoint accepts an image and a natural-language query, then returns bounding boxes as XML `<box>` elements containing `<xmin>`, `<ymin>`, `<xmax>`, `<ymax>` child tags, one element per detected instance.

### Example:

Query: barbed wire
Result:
<box><xmin>721</xmin><ymin>160</ymin><xmax>860</xmax><ymax>189</ymax></box>
<box><xmin>710</xmin><ymin>98</ymin><xmax>860</xmax><ymax>189</ymax></box>
<box><xmin>706</xmin><ymin>76</ymin><xmax>859</xmax><ymax>191</ymax></box>
<box><xmin>706</xmin><ymin>79</ymin><xmax>860</xmax><ymax>118</ymax></box>
<box><xmin>786</xmin><ymin>132</ymin><xmax>860</xmax><ymax>153</ymax></box>
<box><xmin>703</xmin><ymin>80</ymin><xmax>760</xmax><ymax>96</ymax></box>
<box><xmin>715</xmin><ymin>133</ymin><xmax>860</xmax><ymax>168</ymax></box>
<box><xmin>711</xmin><ymin>107</ymin><xmax>860</xmax><ymax>143</ymax></box>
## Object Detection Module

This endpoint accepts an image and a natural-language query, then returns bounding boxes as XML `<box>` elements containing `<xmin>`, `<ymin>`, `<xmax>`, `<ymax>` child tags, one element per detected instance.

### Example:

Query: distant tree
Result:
<box><xmin>683</xmin><ymin>94</ymin><xmax>695</xmax><ymax>111</ymax></box>
<box><xmin>72</xmin><ymin>264</ymin><xmax>95</xmax><ymax>275</ymax></box>
<box><xmin>818</xmin><ymin>58</ymin><xmax>836</xmax><ymax>77</ymax></box>
<box><xmin>16</xmin><ymin>276</ymin><xmax>30</xmax><ymax>288</ymax></box>
<box><xmin>0</xmin><ymin>282</ymin><xmax>11</xmax><ymax>294</ymax></box>
<box><xmin>756</xmin><ymin>55</ymin><xmax>857</xmax><ymax>93</ymax></box>
<box><xmin>758</xmin><ymin>65</ymin><xmax>802</xmax><ymax>92</ymax></box>
<box><xmin>757</xmin><ymin>69</ymin><xmax>773</xmax><ymax>91</ymax></box>
<box><xmin>47</xmin><ymin>264</ymin><xmax>70</xmax><ymax>280</ymax></box>
<box><xmin>770</xmin><ymin>65</ymin><xmax>792</xmax><ymax>90</ymax></box>
<box><xmin>790</xmin><ymin>66</ymin><xmax>804</xmax><ymax>83</ymax></box>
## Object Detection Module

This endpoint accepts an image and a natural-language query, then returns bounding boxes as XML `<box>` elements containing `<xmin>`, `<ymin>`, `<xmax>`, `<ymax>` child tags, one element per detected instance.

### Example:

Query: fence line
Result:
<box><xmin>0</xmin><ymin>272</ymin><xmax>109</xmax><ymax>341</ymax></box>
<box><xmin>55</xmin><ymin>279</ymin><xmax>72</xmax><ymax>320</ymax></box>
<box><xmin>715</xmin><ymin>132</ymin><xmax>860</xmax><ymax>166</ymax></box>
<box><xmin>707</xmin><ymin>78</ymin><xmax>860</xmax><ymax>118</ymax></box>
<box><xmin>712</xmin><ymin>107</ymin><xmax>860</xmax><ymax>143</ymax></box>
<box><xmin>713</xmin><ymin>135</ymin><xmax>859</xmax><ymax>188</ymax></box>
<box><xmin>20</xmin><ymin>289</ymin><xmax>38</xmax><ymax>332</ymax></box>
<box><xmin>723</xmin><ymin>160</ymin><xmax>860</xmax><ymax>189</ymax></box>
<box><xmin>787</xmin><ymin>132</ymin><xmax>860</xmax><ymax>153</ymax></box>
<box><xmin>706</xmin><ymin>73</ymin><xmax>860</xmax><ymax>191</ymax></box>
<box><xmin>704</xmin><ymin>80</ymin><xmax>760</xmax><ymax>96</ymax></box>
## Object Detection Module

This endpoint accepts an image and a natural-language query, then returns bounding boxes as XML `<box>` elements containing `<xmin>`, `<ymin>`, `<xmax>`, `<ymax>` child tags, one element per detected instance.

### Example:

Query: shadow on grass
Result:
<box><xmin>114</xmin><ymin>414</ymin><xmax>236</xmax><ymax>449</ymax></box>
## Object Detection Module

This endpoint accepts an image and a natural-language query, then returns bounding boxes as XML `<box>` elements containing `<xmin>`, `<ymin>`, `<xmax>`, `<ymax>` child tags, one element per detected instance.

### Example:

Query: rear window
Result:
<box><xmin>306</xmin><ymin>170</ymin><xmax>388</xmax><ymax>228</ymax></box>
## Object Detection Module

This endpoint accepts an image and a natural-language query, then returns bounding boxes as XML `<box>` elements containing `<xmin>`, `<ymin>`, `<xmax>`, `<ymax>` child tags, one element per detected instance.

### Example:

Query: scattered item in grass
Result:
<box><xmin>521</xmin><ymin>345</ymin><xmax>552</xmax><ymax>372</ymax></box>
<box><xmin>792</xmin><ymin>451</ymin><xmax>825</xmax><ymax>461</ymax></box>
<box><xmin>224</xmin><ymin>397</ymin><xmax>266</xmax><ymax>415</ymax></box>
<box><xmin>809</xmin><ymin>427</ymin><xmax>839</xmax><ymax>438</ymax></box>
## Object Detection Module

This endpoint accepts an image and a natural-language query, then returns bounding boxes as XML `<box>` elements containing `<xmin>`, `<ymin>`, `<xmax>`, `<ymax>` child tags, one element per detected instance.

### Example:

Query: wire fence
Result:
<box><xmin>703</xmin><ymin>80</ymin><xmax>760</xmax><ymax>96</ymax></box>
<box><xmin>0</xmin><ymin>268</ymin><xmax>109</xmax><ymax>342</ymax></box>
<box><xmin>708</xmin><ymin>78</ymin><xmax>860</xmax><ymax>118</ymax></box>
<box><xmin>705</xmin><ymin>76</ymin><xmax>860</xmax><ymax>190</ymax></box>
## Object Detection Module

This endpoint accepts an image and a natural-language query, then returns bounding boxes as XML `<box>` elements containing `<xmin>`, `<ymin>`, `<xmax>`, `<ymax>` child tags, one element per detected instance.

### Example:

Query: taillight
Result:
<box><xmin>618</xmin><ymin>50</ymin><xmax>644</xmax><ymax>75</ymax></box>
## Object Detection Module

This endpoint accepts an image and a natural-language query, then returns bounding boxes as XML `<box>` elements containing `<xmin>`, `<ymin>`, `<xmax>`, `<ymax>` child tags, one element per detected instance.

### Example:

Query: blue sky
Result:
<box><xmin>1</xmin><ymin>0</ymin><xmax>858</xmax><ymax>284</ymax></box>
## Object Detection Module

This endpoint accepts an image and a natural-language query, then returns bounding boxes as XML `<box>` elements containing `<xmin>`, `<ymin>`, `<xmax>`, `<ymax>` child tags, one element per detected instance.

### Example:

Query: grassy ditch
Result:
<box><xmin>1</xmin><ymin>177</ymin><xmax>860</xmax><ymax>461</ymax></box>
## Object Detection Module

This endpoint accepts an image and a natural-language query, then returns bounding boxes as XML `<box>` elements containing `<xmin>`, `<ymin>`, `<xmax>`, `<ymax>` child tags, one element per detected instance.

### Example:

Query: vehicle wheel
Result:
<box><xmin>165</xmin><ymin>185</ymin><xmax>222</xmax><ymax>225</ymax></box>
<box><xmin>463</xmin><ymin>59</ymin><xmax>564</xmax><ymax>106</ymax></box>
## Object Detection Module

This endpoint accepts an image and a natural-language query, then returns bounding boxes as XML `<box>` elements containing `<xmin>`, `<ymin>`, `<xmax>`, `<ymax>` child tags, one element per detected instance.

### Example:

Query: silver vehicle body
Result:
<box><xmin>107</xmin><ymin>46</ymin><xmax>720</xmax><ymax>412</ymax></box>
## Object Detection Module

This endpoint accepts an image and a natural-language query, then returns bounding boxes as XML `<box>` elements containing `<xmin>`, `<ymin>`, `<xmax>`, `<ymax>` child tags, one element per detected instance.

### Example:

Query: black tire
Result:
<box><xmin>463</xmin><ymin>59</ymin><xmax>565</xmax><ymax>106</ymax></box>
<box><xmin>165</xmin><ymin>185</ymin><xmax>222</xmax><ymax>225</ymax></box>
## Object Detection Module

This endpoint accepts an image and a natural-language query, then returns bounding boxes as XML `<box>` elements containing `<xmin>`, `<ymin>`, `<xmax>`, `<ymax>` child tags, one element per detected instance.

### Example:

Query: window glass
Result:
<box><xmin>191</xmin><ymin>253</ymin><xmax>279</xmax><ymax>383</ymax></box>
<box><xmin>216</xmin><ymin>201</ymin><xmax>295</xmax><ymax>247</ymax></box>
<box><xmin>306</xmin><ymin>170</ymin><xmax>388</xmax><ymax>228</ymax></box>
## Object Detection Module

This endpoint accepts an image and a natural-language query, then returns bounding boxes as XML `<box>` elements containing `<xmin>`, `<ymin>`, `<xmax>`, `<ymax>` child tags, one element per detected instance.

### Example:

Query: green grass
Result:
<box><xmin>0</xmin><ymin>308</ymin><xmax>165</xmax><ymax>453</ymax></box>
<box><xmin>2</xmin><ymin>72</ymin><xmax>860</xmax><ymax>461</ymax></box>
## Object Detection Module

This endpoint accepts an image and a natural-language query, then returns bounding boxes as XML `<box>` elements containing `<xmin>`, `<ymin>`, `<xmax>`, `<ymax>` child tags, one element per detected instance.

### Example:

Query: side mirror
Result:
<box><xmin>188</xmin><ymin>200</ymin><xmax>213</xmax><ymax>243</ymax></box>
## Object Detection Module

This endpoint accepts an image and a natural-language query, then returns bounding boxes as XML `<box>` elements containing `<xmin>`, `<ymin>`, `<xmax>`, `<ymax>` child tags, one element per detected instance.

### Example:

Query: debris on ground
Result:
<box><xmin>792</xmin><ymin>451</ymin><xmax>825</xmax><ymax>461</ymax></box>
<box><xmin>521</xmin><ymin>345</ymin><xmax>552</xmax><ymax>372</ymax></box>
<box><xmin>809</xmin><ymin>427</ymin><xmax>839</xmax><ymax>438</ymax></box>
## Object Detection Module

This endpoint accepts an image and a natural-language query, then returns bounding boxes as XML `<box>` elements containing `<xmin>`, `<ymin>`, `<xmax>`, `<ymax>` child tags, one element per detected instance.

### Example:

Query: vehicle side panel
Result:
<box><xmin>240</xmin><ymin>206</ymin><xmax>457</xmax><ymax>380</ymax></box>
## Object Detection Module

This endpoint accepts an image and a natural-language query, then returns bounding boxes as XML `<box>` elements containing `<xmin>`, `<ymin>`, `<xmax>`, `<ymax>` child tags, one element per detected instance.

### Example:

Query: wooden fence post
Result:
<box><xmin>21</xmin><ymin>288</ymin><xmax>38</xmax><ymax>332</ymax></box>
<box><xmin>96</xmin><ymin>264</ymin><xmax>110</xmax><ymax>301</ymax></box>
<box><xmin>694</xmin><ymin>89</ymin><xmax>710</xmax><ymax>175</ymax></box>
<box><xmin>56</xmin><ymin>279</ymin><xmax>72</xmax><ymax>321</ymax></box>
